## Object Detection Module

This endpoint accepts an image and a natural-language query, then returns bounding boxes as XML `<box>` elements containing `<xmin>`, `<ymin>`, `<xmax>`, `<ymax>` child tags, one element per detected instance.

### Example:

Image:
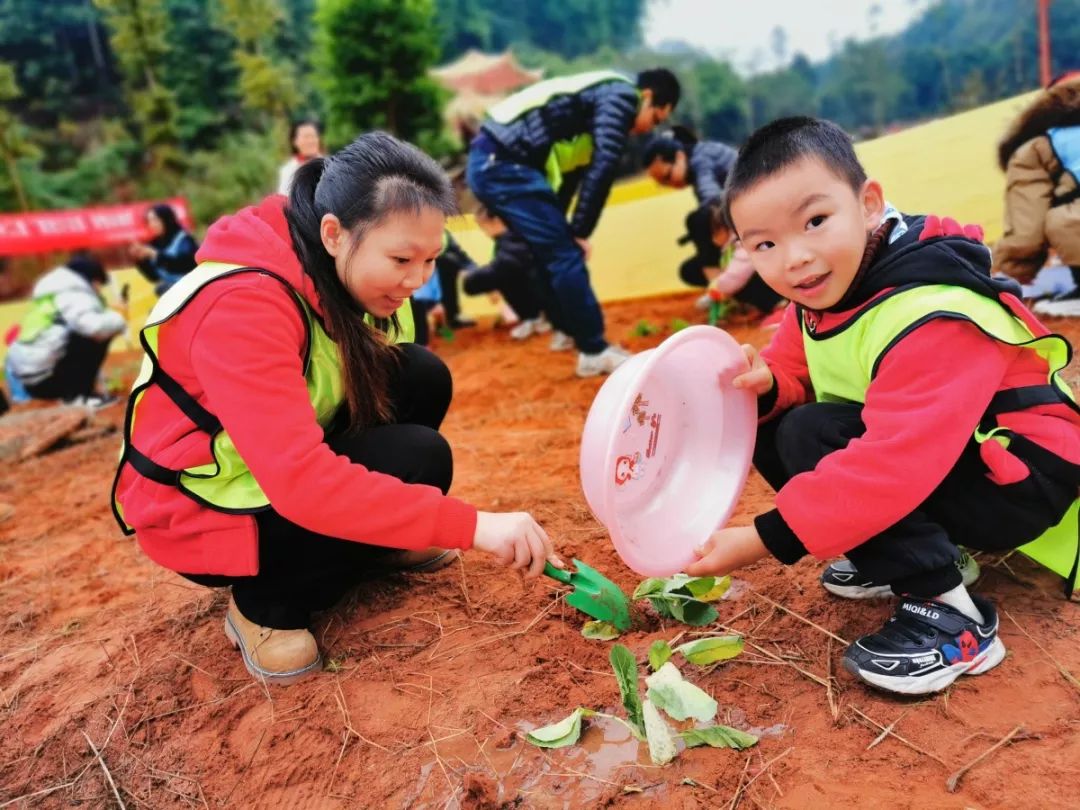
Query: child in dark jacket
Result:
<box><xmin>462</xmin><ymin>207</ymin><xmax>550</xmax><ymax>340</ymax></box>
<box><xmin>687</xmin><ymin>117</ymin><xmax>1080</xmax><ymax>696</ymax></box>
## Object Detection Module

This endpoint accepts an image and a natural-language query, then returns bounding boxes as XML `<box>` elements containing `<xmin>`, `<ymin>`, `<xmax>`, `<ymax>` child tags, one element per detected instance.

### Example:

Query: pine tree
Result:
<box><xmin>216</xmin><ymin>0</ymin><xmax>300</xmax><ymax>126</ymax></box>
<box><xmin>92</xmin><ymin>0</ymin><xmax>179</xmax><ymax>168</ymax></box>
<box><xmin>314</xmin><ymin>0</ymin><xmax>450</xmax><ymax>155</ymax></box>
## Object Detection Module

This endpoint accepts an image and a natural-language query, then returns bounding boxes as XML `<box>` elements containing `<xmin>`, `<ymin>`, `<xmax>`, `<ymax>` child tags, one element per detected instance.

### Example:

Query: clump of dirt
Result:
<box><xmin>1</xmin><ymin>293</ymin><xmax>1079</xmax><ymax>809</ymax></box>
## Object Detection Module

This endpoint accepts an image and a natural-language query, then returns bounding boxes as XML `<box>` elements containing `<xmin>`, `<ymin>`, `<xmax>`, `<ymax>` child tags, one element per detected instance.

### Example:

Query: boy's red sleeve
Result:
<box><xmin>755</xmin><ymin>319</ymin><xmax>1015</xmax><ymax>563</ymax></box>
<box><xmin>758</xmin><ymin>305</ymin><xmax>812</xmax><ymax>420</ymax></box>
<box><xmin>186</xmin><ymin>283</ymin><xmax>477</xmax><ymax>552</ymax></box>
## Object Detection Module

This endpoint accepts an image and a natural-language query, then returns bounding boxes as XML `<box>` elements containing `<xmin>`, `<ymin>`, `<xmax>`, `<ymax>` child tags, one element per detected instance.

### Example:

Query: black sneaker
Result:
<box><xmin>843</xmin><ymin>594</ymin><xmax>1006</xmax><ymax>695</ymax></box>
<box><xmin>821</xmin><ymin>551</ymin><xmax>979</xmax><ymax>599</ymax></box>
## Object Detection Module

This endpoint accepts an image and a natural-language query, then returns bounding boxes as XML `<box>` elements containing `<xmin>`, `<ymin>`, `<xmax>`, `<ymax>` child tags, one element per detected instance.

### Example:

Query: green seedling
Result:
<box><xmin>675</xmin><ymin>635</ymin><xmax>745</xmax><ymax>666</ymax></box>
<box><xmin>633</xmin><ymin>574</ymin><xmax>731</xmax><ymax>626</ymax></box>
<box><xmin>526</xmin><ymin>641</ymin><xmax>755</xmax><ymax>765</ymax></box>
<box><xmin>631</xmin><ymin>319</ymin><xmax>660</xmax><ymax>337</ymax></box>
<box><xmin>647</xmin><ymin>639</ymin><xmax>673</xmax><ymax>671</ymax></box>
<box><xmin>646</xmin><ymin>662</ymin><xmax>717</xmax><ymax>722</ymax></box>
<box><xmin>670</xmin><ymin>317</ymin><xmax>690</xmax><ymax>332</ymax></box>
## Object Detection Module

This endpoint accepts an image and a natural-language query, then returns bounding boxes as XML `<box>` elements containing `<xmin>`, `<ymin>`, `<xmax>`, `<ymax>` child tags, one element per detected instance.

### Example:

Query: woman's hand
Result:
<box><xmin>685</xmin><ymin>525</ymin><xmax>770</xmax><ymax>577</ymax></box>
<box><xmin>472</xmin><ymin>511</ymin><xmax>564</xmax><ymax>578</ymax></box>
<box><xmin>731</xmin><ymin>343</ymin><xmax>774</xmax><ymax>396</ymax></box>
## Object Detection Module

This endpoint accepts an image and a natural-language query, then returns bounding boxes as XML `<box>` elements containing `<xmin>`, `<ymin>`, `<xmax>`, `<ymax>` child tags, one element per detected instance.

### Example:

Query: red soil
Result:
<box><xmin>2</xmin><ymin>292</ymin><xmax>1079</xmax><ymax>809</ymax></box>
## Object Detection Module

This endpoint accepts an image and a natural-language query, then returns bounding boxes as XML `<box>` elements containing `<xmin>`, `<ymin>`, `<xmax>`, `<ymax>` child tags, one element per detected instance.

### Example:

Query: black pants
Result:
<box><xmin>755</xmin><ymin>402</ymin><xmax>1076</xmax><ymax>596</ymax></box>
<box><xmin>25</xmin><ymin>332</ymin><xmax>111</xmax><ymax>401</ymax></box>
<box><xmin>462</xmin><ymin>240</ymin><xmax>542</xmax><ymax>321</ymax></box>
<box><xmin>183</xmin><ymin>344</ymin><xmax>455</xmax><ymax>629</ymax></box>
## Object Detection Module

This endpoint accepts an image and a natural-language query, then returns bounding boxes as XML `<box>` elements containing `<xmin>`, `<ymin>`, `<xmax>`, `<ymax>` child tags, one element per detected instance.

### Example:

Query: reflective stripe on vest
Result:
<box><xmin>1048</xmin><ymin>125</ymin><xmax>1080</xmax><ymax>206</ymax></box>
<box><xmin>545</xmin><ymin>134</ymin><xmax>594</xmax><ymax>192</ymax></box>
<box><xmin>486</xmin><ymin>70</ymin><xmax>631</xmax><ymax>125</ymax></box>
<box><xmin>801</xmin><ymin>283</ymin><xmax>1080</xmax><ymax>596</ymax></box>
<box><xmin>111</xmin><ymin>261</ymin><xmax>414</xmax><ymax>532</ymax></box>
<box><xmin>17</xmin><ymin>294</ymin><xmax>60</xmax><ymax>344</ymax></box>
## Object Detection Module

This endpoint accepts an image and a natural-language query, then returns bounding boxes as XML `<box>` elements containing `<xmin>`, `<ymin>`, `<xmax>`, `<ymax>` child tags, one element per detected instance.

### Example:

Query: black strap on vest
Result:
<box><xmin>151</xmin><ymin>366</ymin><xmax>222</xmax><ymax>435</ymax></box>
<box><xmin>124</xmin><ymin>442</ymin><xmax>183</xmax><ymax>487</ymax></box>
<box><xmin>980</xmin><ymin>385</ymin><xmax>1072</xmax><ymax>432</ymax></box>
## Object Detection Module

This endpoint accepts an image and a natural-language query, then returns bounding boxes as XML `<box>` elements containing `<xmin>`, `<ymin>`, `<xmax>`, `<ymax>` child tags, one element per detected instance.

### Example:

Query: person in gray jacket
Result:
<box><xmin>644</xmin><ymin>128</ymin><xmax>738</xmax><ymax>288</ymax></box>
<box><xmin>7</xmin><ymin>254</ymin><xmax>126</xmax><ymax>405</ymax></box>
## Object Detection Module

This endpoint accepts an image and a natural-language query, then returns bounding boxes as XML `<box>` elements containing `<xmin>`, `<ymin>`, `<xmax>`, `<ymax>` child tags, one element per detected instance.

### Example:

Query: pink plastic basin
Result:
<box><xmin>579</xmin><ymin>326</ymin><xmax>757</xmax><ymax>576</ymax></box>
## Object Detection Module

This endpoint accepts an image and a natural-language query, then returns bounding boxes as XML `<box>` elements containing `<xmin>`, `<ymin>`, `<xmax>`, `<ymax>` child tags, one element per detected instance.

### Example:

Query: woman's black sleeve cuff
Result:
<box><xmin>754</xmin><ymin>509</ymin><xmax>808</xmax><ymax>565</ymax></box>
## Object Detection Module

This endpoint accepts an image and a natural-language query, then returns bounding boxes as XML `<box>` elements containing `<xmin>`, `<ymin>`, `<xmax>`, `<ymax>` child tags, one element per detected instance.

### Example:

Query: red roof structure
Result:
<box><xmin>430</xmin><ymin>49</ymin><xmax>542</xmax><ymax>96</ymax></box>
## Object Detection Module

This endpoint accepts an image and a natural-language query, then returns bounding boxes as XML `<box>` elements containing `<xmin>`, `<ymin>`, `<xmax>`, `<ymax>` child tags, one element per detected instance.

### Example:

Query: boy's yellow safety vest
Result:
<box><xmin>800</xmin><ymin>284</ymin><xmax>1080</xmax><ymax>597</ymax></box>
<box><xmin>111</xmin><ymin>262</ymin><xmax>413</xmax><ymax>533</ymax></box>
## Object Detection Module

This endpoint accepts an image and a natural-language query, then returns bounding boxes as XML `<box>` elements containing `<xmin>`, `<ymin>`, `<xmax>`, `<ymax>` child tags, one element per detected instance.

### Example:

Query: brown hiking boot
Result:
<box><xmin>224</xmin><ymin>597</ymin><xmax>321</xmax><ymax>685</ymax></box>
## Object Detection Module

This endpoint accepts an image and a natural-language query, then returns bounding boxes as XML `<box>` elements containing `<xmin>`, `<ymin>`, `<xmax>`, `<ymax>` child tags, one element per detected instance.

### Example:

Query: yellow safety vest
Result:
<box><xmin>800</xmin><ymin>284</ymin><xmax>1080</xmax><ymax>596</ymax></box>
<box><xmin>111</xmin><ymin>262</ymin><xmax>413</xmax><ymax>531</ymax></box>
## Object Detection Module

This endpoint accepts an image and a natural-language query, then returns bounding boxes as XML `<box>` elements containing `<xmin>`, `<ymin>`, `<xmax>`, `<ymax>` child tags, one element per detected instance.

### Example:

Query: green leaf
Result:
<box><xmin>633</xmin><ymin>578</ymin><xmax>668</xmax><ymax>600</ymax></box>
<box><xmin>675</xmin><ymin>636</ymin><xmax>745</xmax><ymax>665</ymax></box>
<box><xmin>648</xmin><ymin>596</ymin><xmax>676</xmax><ymax>619</ymax></box>
<box><xmin>645</xmin><ymin>663</ymin><xmax>718</xmax><ymax>723</ymax></box>
<box><xmin>688</xmin><ymin>576</ymin><xmax>732</xmax><ymax>603</ymax></box>
<box><xmin>642</xmin><ymin>699</ymin><xmax>678</xmax><ymax>765</ymax></box>
<box><xmin>526</xmin><ymin>708</ymin><xmax>586</xmax><ymax>748</ymax></box>
<box><xmin>674</xmin><ymin>600</ymin><xmax>720</xmax><ymax>627</ymax></box>
<box><xmin>609</xmin><ymin>644</ymin><xmax>644</xmax><ymax>736</ymax></box>
<box><xmin>647</xmin><ymin>640</ymin><xmax>673</xmax><ymax>672</ymax></box>
<box><xmin>670</xmin><ymin>317</ymin><xmax>690</xmax><ymax>332</ymax></box>
<box><xmin>632</xmin><ymin>319</ymin><xmax>660</xmax><ymax>337</ymax></box>
<box><xmin>581</xmin><ymin>620</ymin><xmax>621</xmax><ymax>641</ymax></box>
<box><xmin>680</xmin><ymin>725</ymin><xmax>759</xmax><ymax>750</ymax></box>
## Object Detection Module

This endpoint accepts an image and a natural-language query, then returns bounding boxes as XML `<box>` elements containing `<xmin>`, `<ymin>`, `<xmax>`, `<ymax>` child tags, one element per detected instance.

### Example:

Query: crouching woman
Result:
<box><xmin>112</xmin><ymin>132</ymin><xmax>560</xmax><ymax>684</ymax></box>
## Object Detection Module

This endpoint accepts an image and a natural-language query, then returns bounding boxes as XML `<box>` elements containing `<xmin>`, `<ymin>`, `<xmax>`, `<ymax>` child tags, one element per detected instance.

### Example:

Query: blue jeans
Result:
<box><xmin>466</xmin><ymin>144</ymin><xmax>607</xmax><ymax>353</ymax></box>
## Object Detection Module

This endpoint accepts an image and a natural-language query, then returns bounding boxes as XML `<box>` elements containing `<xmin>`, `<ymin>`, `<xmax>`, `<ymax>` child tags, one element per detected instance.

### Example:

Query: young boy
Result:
<box><xmin>463</xmin><ymin>207</ymin><xmax>551</xmax><ymax>340</ymax></box>
<box><xmin>686</xmin><ymin>117</ymin><xmax>1080</xmax><ymax>695</ymax></box>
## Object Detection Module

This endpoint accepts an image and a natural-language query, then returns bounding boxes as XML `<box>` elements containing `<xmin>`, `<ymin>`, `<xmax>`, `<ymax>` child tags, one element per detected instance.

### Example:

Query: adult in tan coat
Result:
<box><xmin>994</xmin><ymin>71</ymin><xmax>1080</xmax><ymax>316</ymax></box>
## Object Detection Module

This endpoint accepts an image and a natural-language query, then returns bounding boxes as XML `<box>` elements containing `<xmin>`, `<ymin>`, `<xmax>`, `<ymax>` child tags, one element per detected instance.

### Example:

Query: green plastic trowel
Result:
<box><xmin>543</xmin><ymin>559</ymin><xmax>631</xmax><ymax>631</ymax></box>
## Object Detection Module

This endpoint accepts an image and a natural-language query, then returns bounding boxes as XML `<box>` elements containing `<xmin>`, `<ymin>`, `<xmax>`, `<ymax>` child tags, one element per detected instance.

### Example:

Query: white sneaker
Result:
<box><xmin>509</xmin><ymin>318</ymin><xmax>541</xmax><ymax>340</ymax></box>
<box><xmin>1034</xmin><ymin>294</ymin><xmax>1080</xmax><ymax>317</ymax></box>
<box><xmin>549</xmin><ymin>331</ymin><xmax>574</xmax><ymax>352</ymax></box>
<box><xmin>533</xmin><ymin>315</ymin><xmax>553</xmax><ymax>335</ymax></box>
<box><xmin>575</xmin><ymin>345</ymin><xmax>632</xmax><ymax>378</ymax></box>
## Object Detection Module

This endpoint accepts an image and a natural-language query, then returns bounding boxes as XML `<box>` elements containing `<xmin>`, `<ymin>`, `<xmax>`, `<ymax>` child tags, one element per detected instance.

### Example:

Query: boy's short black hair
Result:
<box><xmin>637</xmin><ymin>68</ymin><xmax>681</xmax><ymax>108</ymax></box>
<box><xmin>725</xmin><ymin>117</ymin><xmax>867</xmax><ymax>224</ymax></box>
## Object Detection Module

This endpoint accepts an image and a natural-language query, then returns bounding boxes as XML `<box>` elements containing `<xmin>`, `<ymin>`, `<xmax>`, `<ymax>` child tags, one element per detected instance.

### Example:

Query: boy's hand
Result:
<box><xmin>685</xmin><ymin>525</ymin><xmax>769</xmax><ymax>577</ymax></box>
<box><xmin>730</xmin><ymin>343</ymin><xmax>773</xmax><ymax>396</ymax></box>
<box><xmin>574</xmin><ymin>237</ymin><xmax>591</xmax><ymax>260</ymax></box>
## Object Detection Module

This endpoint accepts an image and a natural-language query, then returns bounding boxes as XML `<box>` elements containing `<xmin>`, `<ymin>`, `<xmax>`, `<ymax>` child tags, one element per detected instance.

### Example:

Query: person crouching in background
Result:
<box><xmin>7</xmin><ymin>253</ymin><xmax>126</xmax><ymax>407</ymax></box>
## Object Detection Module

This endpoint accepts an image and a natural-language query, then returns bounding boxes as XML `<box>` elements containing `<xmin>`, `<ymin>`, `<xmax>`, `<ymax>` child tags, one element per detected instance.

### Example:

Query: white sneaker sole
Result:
<box><xmin>224</xmin><ymin>614</ymin><xmax>323</xmax><ymax>685</ymax></box>
<box><xmin>822</xmin><ymin>581</ymin><xmax>893</xmax><ymax>599</ymax></box>
<box><xmin>823</xmin><ymin>555</ymin><xmax>980</xmax><ymax>600</ymax></box>
<box><xmin>847</xmin><ymin>637</ymin><xmax>1006</xmax><ymax>695</ymax></box>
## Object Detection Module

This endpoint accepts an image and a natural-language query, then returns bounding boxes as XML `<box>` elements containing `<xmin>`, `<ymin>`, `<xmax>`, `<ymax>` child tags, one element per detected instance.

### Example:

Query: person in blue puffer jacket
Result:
<box><xmin>129</xmin><ymin>203</ymin><xmax>199</xmax><ymax>296</ymax></box>
<box><xmin>467</xmin><ymin>68</ymin><xmax>680</xmax><ymax>378</ymax></box>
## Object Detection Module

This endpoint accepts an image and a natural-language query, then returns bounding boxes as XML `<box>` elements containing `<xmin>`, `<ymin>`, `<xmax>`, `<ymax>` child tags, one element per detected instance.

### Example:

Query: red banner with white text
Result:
<box><xmin>0</xmin><ymin>198</ymin><xmax>193</xmax><ymax>257</ymax></box>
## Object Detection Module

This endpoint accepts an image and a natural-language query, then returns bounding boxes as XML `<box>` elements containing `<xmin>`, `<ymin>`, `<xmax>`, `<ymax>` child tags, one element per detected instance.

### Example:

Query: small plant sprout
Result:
<box><xmin>526</xmin><ymin>642</ymin><xmax>757</xmax><ymax>765</ymax></box>
<box><xmin>648</xmin><ymin>639</ymin><xmax>673</xmax><ymax>671</ymax></box>
<box><xmin>676</xmin><ymin>635</ymin><xmax>746</xmax><ymax>666</ymax></box>
<box><xmin>633</xmin><ymin>574</ymin><xmax>732</xmax><ymax>627</ymax></box>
